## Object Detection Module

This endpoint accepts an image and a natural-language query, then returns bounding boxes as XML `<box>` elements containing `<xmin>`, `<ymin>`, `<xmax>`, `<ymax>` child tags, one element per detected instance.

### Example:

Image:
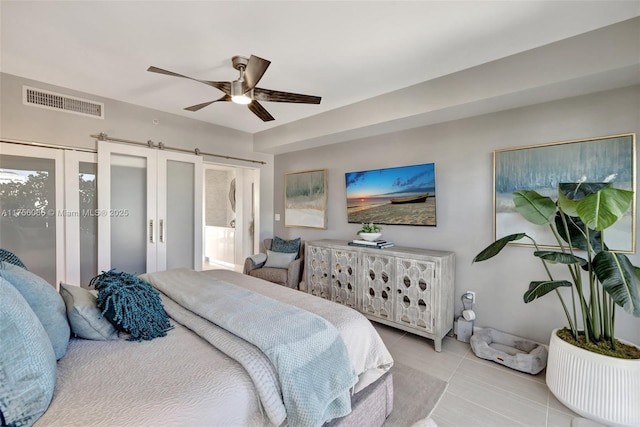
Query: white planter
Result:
<box><xmin>546</xmin><ymin>328</ymin><xmax>640</xmax><ymax>427</ymax></box>
<box><xmin>358</xmin><ymin>232</ymin><xmax>381</xmax><ymax>241</ymax></box>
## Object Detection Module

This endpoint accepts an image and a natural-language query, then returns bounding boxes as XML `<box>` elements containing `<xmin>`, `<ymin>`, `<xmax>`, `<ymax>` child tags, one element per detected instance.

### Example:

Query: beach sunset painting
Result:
<box><xmin>346</xmin><ymin>162</ymin><xmax>436</xmax><ymax>226</ymax></box>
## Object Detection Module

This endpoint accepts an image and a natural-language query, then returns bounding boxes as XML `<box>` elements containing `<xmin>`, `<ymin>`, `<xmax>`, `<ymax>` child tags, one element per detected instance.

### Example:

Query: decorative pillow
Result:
<box><xmin>249</xmin><ymin>253</ymin><xmax>267</xmax><ymax>265</ymax></box>
<box><xmin>90</xmin><ymin>270</ymin><xmax>172</xmax><ymax>341</ymax></box>
<box><xmin>0</xmin><ymin>249</ymin><xmax>27</xmax><ymax>269</ymax></box>
<box><xmin>264</xmin><ymin>249</ymin><xmax>297</xmax><ymax>269</ymax></box>
<box><xmin>0</xmin><ymin>262</ymin><xmax>70</xmax><ymax>360</ymax></box>
<box><xmin>0</xmin><ymin>277</ymin><xmax>56</xmax><ymax>427</ymax></box>
<box><xmin>59</xmin><ymin>283</ymin><xmax>119</xmax><ymax>341</ymax></box>
<box><xmin>271</xmin><ymin>236</ymin><xmax>301</xmax><ymax>256</ymax></box>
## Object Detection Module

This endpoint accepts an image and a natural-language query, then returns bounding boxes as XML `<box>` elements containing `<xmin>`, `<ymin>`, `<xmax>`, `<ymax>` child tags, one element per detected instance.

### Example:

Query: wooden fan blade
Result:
<box><xmin>254</xmin><ymin>87</ymin><xmax>321</xmax><ymax>104</ymax></box>
<box><xmin>243</xmin><ymin>55</ymin><xmax>271</xmax><ymax>92</ymax></box>
<box><xmin>248</xmin><ymin>100</ymin><xmax>275</xmax><ymax>122</ymax></box>
<box><xmin>147</xmin><ymin>66</ymin><xmax>231</xmax><ymax>94</ymax></box>
<box><xmin>184</xmin><ymin>95</ymin><xmax>231</xmax><ymax>112</ymax></box>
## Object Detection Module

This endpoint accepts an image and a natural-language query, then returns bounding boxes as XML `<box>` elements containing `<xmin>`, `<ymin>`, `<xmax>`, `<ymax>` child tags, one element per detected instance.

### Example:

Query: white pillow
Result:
<box><xmin>59</xmin><ymin>283</ymin><xmax>119</xmax><ymax>341</ymax></box>
<box><xmin>263</xmin><ymin>250</ymin><xmax>297</xmax><ymax>269</ymax></box>
<box><xmin>249</xmin><ymin>253</ymin><xmax>267</xmax><ymax>264</ymax></box>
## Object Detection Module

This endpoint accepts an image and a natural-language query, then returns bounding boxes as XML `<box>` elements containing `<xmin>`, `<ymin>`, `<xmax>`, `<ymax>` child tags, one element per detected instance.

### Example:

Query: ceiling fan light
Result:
<box><xmin>231</xmin><ymin>80</ymin><xmax>252</xmax><ymax>104</ymax></box>
<box><xmin>231</xmin><ymin>95</ymin><xmax>252</xmax><ymax>105</ymax></box>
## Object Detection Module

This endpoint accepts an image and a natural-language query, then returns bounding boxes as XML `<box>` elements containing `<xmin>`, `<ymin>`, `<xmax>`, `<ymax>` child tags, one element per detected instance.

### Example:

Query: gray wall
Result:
<box><xmin>0</xmin><ymin>72</ymin><xmax>275</xmax><ymax>252</ymax></box>
<box><xmin>273</xmin><ymin>85</ymin><xmax>640</xmax><ymax>345</ymax></box>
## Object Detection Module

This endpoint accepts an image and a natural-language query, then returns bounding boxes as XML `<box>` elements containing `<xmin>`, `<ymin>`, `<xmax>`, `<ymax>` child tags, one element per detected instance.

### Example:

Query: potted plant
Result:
<box><xmin>357</xmin><ymin>223</ymin><xmax>382</xmax><ymax>241</ymax></box>
<box><xmin>473</xmin><ymin>181</ymin><xmax>640</xmax><ymax>427</ymax></box>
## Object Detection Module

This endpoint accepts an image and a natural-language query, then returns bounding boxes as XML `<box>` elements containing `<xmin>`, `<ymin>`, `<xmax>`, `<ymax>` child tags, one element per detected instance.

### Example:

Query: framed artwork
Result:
<box><xmin>345</xmin><ymin>162</ymin><xmax>437</xmax><ymax>226</ymax></box>
<box><xmin>285</xmin><ymin>169</ymin><xmax>327</xmax><ymax>229</ymax></box>
<box><xmin>494</xmin><ymin>133</ymin><xmax>636</xmax><ymax>252</ymax></box>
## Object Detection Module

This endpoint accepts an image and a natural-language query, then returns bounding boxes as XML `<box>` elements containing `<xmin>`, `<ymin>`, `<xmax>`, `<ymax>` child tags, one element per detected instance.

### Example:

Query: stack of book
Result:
<box><xmin>348</xmin><ymin>239</ymin><xmax>395</xmax><ymax>249</ymax></box>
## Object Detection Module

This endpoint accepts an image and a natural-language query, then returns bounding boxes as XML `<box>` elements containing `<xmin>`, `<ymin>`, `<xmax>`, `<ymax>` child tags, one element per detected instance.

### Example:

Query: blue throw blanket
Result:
<box><xmin>144</xmin><ymin>269</ymin><xmax>358</xmax><ymax>427</ymax></box>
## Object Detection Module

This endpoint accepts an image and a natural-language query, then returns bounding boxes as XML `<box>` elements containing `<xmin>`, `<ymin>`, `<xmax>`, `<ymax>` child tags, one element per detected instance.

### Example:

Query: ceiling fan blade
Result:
<box><xmin>242</xmin><ymin>55</ymin><xmax>271</xmax><ymax>92</ymax></box>
<box><xmin>247</xmin><ymin>100</ymin><xmax>275</xmax><ymax>122</ymax></box>
<box><xmin>147</xmin><ymin>65</ymin><xmax>191</xmax><ymax>79</ymax></box>
<box><xmin>254</xmin><ymin>87</ymin><xmax>321</xmax><ymax>104</ymax></box>
<box><xmin>184</xmin><ymin>95</ymin><xmax>231</xmax><ymax>112</ymax></box>
<box><xmin>147</xmin><ymin>66</ymin><xmax>231</xmax><ymax>94</ymax></box>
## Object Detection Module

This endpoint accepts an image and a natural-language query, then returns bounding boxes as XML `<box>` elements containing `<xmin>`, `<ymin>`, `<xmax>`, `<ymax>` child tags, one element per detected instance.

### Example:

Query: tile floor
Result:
<box><xmin>372</xmin><ymin>323</ymin><xmax>582</xmax><ymax>427</ymax></box>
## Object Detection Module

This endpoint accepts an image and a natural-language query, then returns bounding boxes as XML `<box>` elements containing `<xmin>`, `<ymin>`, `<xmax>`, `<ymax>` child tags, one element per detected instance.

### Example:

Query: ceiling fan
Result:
<box><xmin>147</xmin><ymin>55</ymin><xmax>321</xmax><ymax>122</ymax></box>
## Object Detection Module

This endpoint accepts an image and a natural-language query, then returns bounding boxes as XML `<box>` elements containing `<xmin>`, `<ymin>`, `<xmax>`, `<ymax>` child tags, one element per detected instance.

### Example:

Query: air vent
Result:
<box><xmin>23</xmin><ymin>86</ymin><xmax>104</xmax><ymax>119</ymax></box>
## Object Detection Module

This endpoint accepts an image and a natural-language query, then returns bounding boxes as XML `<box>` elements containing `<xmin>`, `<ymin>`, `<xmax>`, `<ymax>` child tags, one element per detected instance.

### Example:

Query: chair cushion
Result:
<box><xmin>264</xmin><ymin>250</ymin><xmax>297</xmax><ymax>269</ymax></box>
<box><xmin>272</xmin><ymin>236</ymin><xmax>301</xmax><ymax>255</ymax></box>
<box><xmin>0</xmin><ymin>262</ymin><xmax>70</xmax><ymax>360</ymax></box>
<box><xmin>249</xmin><ymin>267</ymin><xmax>288</xmax><ymax>285</ymax></box>
<box><xmin>59</xmin><ymin>283</ymin><xmax>119</xmax><ymax>341</ymax></box>
<box><xmin>0</xmin><ymin>276</ymin><xmax>56</xmax><ymax>427</ymax></box>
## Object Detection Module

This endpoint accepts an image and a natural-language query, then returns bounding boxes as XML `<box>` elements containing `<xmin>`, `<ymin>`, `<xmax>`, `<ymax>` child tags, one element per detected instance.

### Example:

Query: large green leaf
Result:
<box><xmin>513</xmin><ymin>191</ymin><xmax>556</xmax><ymax>225</ymax></box>
<box><xmin>576</xmin><ymin>185</ymin><xmax>633</xmax><ymax>231</ymax></box>
<box><xmin>593</xmin><ymin>251</ymin><xmax>640</xmax><ymax>317</ymax></box>
<box><xmin>559</xmin><ymin>182</ymin><xmax>610</xmax><ymax>200</ymax></box>
<box><xmin>557</xmin><ymin>189</ymin><xmax>579</xmax><ymax>217</ymax></box>
<box><xmin>554</xmin><ymin>211</ymin><xmax>604</xmax><ymax>252</ymax></box>
<box><xmin>534</xmin><ymin>250</ymin><xmax>587</xmax><ymax>266</ymax></box>
<box><xmin>523</xmin><ymin>280</ymin><xmax>573</xmax><ymax>303</ymax></box>
<box><xmin>556</xmin><ymin>182</ymin><xmax>607</xmax><ymax>217</ymax></box>
<box><xmin>473</xmin><ymin>233</ymin><xmax>527</xmax><ymax>262</ymax></box>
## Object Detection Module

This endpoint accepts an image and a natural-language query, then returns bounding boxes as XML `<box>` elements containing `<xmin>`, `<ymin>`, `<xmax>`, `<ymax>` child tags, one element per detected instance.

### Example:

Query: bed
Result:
<box><xmin>1</xmin><ymin>264</ymin><xmax>394</xmax><ymax>427</ymax></box>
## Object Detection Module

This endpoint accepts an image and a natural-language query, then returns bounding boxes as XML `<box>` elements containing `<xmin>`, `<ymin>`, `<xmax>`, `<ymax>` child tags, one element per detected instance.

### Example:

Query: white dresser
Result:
<box><xmin>305</xmin><ymin>239</ymin><xmax>455</xmax><ymax>352</ymax></box>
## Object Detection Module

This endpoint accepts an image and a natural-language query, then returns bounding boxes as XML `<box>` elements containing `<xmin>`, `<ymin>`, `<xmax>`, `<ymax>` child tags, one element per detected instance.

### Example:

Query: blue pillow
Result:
<box><xmin>59</xmin><ymin>283</ymin><xmax>119</xmax><ymax>341</ymax></box>
<box><xmin>0</xmin><ymin>277</ymin><xmax>56</xmax><ymax>427</ymax></box>
<box><xmin>0</xmin><ymin>248</ymin><xmax>27</xmax><ymax>269</ymax></box>
<box><xmin>90</xmin><ymin>270</ymin><xmax>172</xmax><ymax>341</ymax></box>
<box><xmin>0</xmin><ymin>262</ymin><xmax>70</xmax><ymax>360</ymax></box>
<box><xmin>272</xmin><ymin>236</ymin><xmax>301</xmax><ymax>255</ymax></box>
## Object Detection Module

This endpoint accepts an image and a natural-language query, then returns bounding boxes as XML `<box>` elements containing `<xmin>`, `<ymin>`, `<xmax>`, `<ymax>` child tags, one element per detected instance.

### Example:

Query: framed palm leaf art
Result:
<box><xmin>494</xmin><ymin>133</ymin><xmax>636</xmax><ymax>252</ymax></box>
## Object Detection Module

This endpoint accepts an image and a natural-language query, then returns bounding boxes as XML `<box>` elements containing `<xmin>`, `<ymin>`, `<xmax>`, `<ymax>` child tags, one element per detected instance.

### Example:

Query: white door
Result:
<box><xmin>64</xmin><ymin>150</ymin><xmax>99</xmax><ymax>286</ymax></box>
<box><xmin>157</xmin><ymin>150</ymin><xmax>203</xmax><ymax>271</ymax></box>
<box><xmin>97</xmin><ymin>141</ymin><xmax>202</xmax><ymax>274</ymax></box>
<box><xmin>0</xmin><ymin>143</ymin><xmax>64</xmax><ymax>286</ymax></box>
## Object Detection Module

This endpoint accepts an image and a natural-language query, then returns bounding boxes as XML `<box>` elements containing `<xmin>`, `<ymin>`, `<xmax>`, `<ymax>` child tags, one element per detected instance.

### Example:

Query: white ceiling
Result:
<box><xmin>1</xmin><ymin>1</ymin><xmax>639</xmax><ymax>135</ymax></box>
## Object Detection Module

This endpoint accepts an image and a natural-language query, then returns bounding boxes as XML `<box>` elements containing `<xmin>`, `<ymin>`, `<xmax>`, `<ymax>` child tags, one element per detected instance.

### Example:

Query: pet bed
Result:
<box><xmin>470</xmin><ymin>328</ymin><xmax>547</xmax><ymax>375</ymax></box>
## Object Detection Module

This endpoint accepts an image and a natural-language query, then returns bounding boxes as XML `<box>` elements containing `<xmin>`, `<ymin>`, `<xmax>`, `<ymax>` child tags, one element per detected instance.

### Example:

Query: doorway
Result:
<box><xmin>203</xmin><ymin>164</ymin><xmax>259</xmax><ymax>271</ymax></box>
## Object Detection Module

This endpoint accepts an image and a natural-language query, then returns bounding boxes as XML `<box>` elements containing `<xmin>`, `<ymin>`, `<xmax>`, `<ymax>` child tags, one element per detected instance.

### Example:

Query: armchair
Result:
<box><xmin>243</xmin><ymin>238</ymin><xmax>305</xmax><ymax>289</ymax></box>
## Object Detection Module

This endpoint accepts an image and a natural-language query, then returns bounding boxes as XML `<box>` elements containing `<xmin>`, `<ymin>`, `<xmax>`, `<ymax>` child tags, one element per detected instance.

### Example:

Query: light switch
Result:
<box><xmin>275</xmin><ymin>214</ymin><xmax>281</xmax><ymax>221</ymax></box>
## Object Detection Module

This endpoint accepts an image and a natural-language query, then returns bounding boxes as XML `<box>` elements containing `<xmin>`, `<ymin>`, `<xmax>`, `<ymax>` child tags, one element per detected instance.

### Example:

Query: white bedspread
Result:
<box><xmin>36</xmin><ymin>323</ymin><xmax>269</xmax><ymax>427</ymax></box>
<box><xmin>35</xmin><ymin>269</ymin><xmax>393</xmax><ymax>426</ymax></box>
